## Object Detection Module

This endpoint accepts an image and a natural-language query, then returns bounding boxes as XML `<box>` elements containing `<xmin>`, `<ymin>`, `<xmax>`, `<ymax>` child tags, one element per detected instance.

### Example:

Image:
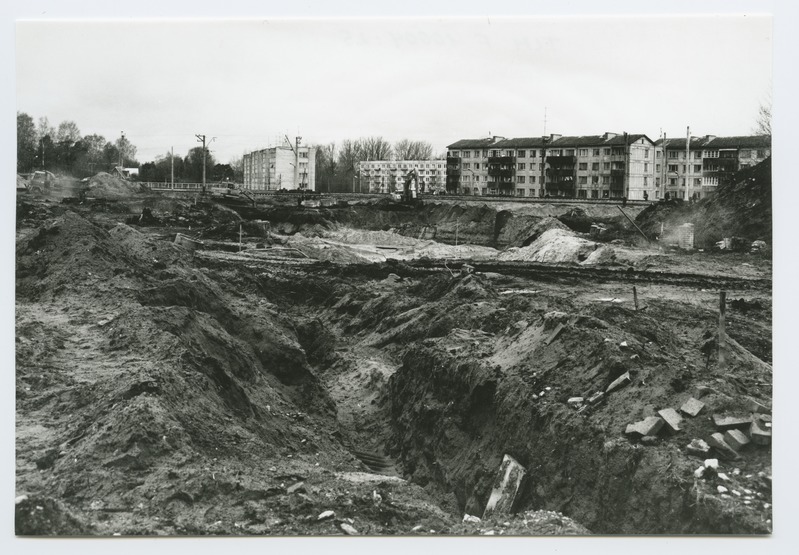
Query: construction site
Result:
<box><xmin>15</xmin><ymin>159</ymin><xmax>772</xmax><ymax>536</ymax></box>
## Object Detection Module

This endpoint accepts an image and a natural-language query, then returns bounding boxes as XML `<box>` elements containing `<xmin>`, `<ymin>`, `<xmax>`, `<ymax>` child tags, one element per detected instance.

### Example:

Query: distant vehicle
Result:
<box><xmin>208</xmin><ymin>182</ymin><xmax>256</xmax><ymax>207</ymax></box>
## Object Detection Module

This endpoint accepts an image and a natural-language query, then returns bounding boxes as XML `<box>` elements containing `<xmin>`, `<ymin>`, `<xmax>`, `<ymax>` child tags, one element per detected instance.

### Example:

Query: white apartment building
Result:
<box><xmin>243</xmin><ymin>145</ymin><xmax>317</xmax><ymax>191</ymax></box>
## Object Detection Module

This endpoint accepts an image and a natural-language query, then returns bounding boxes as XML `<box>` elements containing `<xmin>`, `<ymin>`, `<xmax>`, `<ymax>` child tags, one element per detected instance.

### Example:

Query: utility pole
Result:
<box><xmin>685</xmin><ymin>126</ymin><xmax>691</xmax><ymax>201</ymax></box>
<box><xmin>661</xmin><ymin>132</ymin><xmax>667</xmax><ymax>200</ymax></box>
<box><xmin>171</xmin><ymin>146</ymin><xmax>174</xmax><ymax>187</ymax></box>
<box><xmin>119</xmin><ymin>131</ymin><xmax>125</xmax><ymax>170</ymax></box>
<box><xmin>285</xmin><ymin>134</ymin><xmax>302</xmax><ymax>190</ymax></box>
<box><xmin>196</xmin><ymin>134</ymin><xmax>215</xmax><ymax>191</ymax></box>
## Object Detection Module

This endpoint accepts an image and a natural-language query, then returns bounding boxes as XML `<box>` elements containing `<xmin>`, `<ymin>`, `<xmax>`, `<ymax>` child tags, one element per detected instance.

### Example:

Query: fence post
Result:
<box><xmin>718</xmin><ymin>291</ymin><xmax>727</xmax><ymax>369</ymax></box>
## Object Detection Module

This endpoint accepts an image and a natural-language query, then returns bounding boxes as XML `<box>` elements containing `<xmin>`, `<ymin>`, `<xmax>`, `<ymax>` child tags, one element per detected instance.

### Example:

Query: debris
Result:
<box><xmin>723</xmin><ymin>429</ymin><xmax>750</xmax><ymax>451</ymax></box>
<box><xmin>606</xmin><ymin>372</ymin><xmax>631</xmax><ymax>394</ymax></box>
<box><xmin>411</xmin><ymin>525</ymin><xmax>423</xmax><ymax>532</ymax></box>
<box><xmin>15</xmin><ymin>495</ymin><xmax>29</xmax><ymax>505</ymax></box>
<box><xmin>693</xmin><ymin>466</ymin><xmax>705</xmax><ymax>479</ymax></box>
<box><xmin>657</xmin><ymin>408</ymin><xmax>683</xmax><ymax>432</ymax></box>
<box><xmin>687</xmin><ymin>439</ymin><xmax>711</xmax><ymax>457</ymax></box>
<box><xmin>717</xmin><ymin>485</ymin><xmax>728</xmax><ymax>494</ymax></box>
<box><xmin>713</xmin><ymin>415</ymin><xmax>752</xmax><ymax>431</ymax></box>
<box><xmin>340</xmin><ymin>523</ymin><xmax>359</xmax><ymax>535</ymax></box>
<box><xmin>619</xmin><ymin>341</ymin><xmax>628</xmax><ymax>348</ymax></box>
<box><xmin>625</xmin><ymin>416</ymin><xmax>665</xmax><ymax>438</ymax></box>
<box><xmin>750</xmin><ymin>419</ymin><xmax>772</xmax><ymax>446</ymax></box>
<box><xmin>567</xmin><ymin>397</ymin><xmax>584</xmax><ymax>407</ymax></box>
<box><xmin>717</xmin><ymin>473</ymin><xmax>730</xmax><ymax>481</ymax></box>
<box><xmin>317</xmin><ymin>510</ymin><xmax>335</xmax><ymax>521</ymax></box>
<box><xmin>707</xmin><ymin>433</ymin><xmax>741</xmax><ymax>460</ymax></box>
<box><xmin>544</xmin><ymin>323</ymin><xmax>565</xmax><ymax>346</ymax></box>
<box><xmin>680</xmin><ymin>397</ymin><xmax>705</xmax><ymax>417</ymax></box>
<box><xmin>483</xmin><ymin>454</ymin><xmax>526</xmax><ymax>519</ymax></box>
<box><xmin>640</xmin><ymin>436</ymin><xmax>658</xmax><ymax>446</ymax></box>
<box><xmin>587</xmin><ymin>391</ymin><xmax>605</xmax><ymax>405</ymax></box>
<box><xmin>746</xmin><ymin>398</ymin><xmax>771</xmax><ymax>414</ymax></box>
<box><xmin>463</xmin><ymin>514</ymin><xmax>481</xmax><ymax>523</ymax></box>
<box><xmin>287</xmin><ymin>482</ymin><xmax>306</xmax><ymax>494</ymax></box>
<box><xmin>704</xmin><ymin>459</ymin><xmax>719</xmax><ymax>470</ymax></box>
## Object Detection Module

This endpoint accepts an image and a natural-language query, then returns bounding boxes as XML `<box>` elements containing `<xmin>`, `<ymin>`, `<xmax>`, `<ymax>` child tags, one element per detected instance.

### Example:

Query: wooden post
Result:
<box><xmin>633</xmin><ymin>286</ymin><xmax>639</xmax><ymax>311</ymax></box>
<box><xmin>718</xmin><ymin>291</ymin><xmax>727</xmax><ymax>369</ymax></box>
<box><xmin>239</xmin><ymin>224</ymin><xmax>243</xmax><ymax>252</ymax></box>
<box><xmin>455</xmin><ymin>222</ymin><xmax>459</xmax><ymax>246</ymax></box>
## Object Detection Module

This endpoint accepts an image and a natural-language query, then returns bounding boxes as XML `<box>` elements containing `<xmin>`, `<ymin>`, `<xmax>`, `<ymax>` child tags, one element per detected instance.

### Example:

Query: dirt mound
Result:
<box><xmin>86</xmin><ymin>172</ymin><xmax>146</xmax><ymax>199</ymax></box>
<box><xmin>635</xmin><ymin>158</ymin><xmax>771</xmax><ymax>248</ymax></box>
<box><xmin>499</xmin><ymin>228</ymin><xmax>599</xmax><ymax>263</ymax></box>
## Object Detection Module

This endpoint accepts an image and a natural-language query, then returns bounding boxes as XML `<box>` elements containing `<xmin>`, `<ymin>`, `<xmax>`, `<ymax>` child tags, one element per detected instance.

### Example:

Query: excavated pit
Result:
<box><xmin>15</xmin><ymin>191</ymin><xmax>772</xmax><ymax>536</ymax></box>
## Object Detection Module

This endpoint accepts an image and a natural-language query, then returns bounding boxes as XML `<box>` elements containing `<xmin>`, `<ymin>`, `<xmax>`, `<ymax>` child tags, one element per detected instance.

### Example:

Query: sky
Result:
<box><xmin>15</xmin><ymin>15</ymin><xmax>773</xmax><ymax>165</ymax></box>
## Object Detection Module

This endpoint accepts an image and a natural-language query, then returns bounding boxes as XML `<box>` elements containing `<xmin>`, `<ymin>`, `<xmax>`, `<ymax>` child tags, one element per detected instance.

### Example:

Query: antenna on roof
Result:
<box><xmin>543</xmin><ymin>107</ymin><xmax>548</xmax><ymax>135</ymax></box>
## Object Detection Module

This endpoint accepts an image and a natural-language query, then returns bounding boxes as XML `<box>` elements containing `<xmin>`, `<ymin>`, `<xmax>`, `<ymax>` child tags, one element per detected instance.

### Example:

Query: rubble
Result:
<box><xmin>625</xmin><ymin>416</ymin><xmax>665</xmax><ymax>438</ymax></box>
<box><xmin>605</xmin><ymin>372</ymin><xmax>631</xmax><ymax>394</ymax></box>
<box><xmin>723</xmin><ymin>429</ymin><xmax>750</xmax><ymax>451</ymax></box>
<box><xmin>680</xmin><ymin>397</ymin><xmax>705</xmax><ymax>417</ymax></box>
<box><xmin>483</xmin><ymin>455</ymin><xmax>526</xmax><ymax>519</ymax></box>
<box><xmin>749</xmin><ymin>419</ymin><xmax>772</xmax><ymax>446</ymax></box>
<box><xmin>707</xmin><ymin>433</ymin><xmax>741</xmax><ymax>461</ymax></box>
<box><xmin>657</xmin><ymin>408</ymin><xmax>683</xmax><ymax>433</ymax></box>
<box><xmin>686</xmin><ymin>439</ymin><xmax>711</xmax><ymax>457</ymax></box>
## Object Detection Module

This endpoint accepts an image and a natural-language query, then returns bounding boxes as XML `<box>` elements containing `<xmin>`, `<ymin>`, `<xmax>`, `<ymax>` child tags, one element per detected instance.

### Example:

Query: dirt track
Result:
<box><xmin>15</xmin><ymin>188</ymin><xmax>772</xmax><ymax>535</ymax></box>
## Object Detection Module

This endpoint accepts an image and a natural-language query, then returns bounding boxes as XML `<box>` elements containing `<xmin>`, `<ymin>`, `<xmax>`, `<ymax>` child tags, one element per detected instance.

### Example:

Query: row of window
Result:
<box><xmin>453</xmin><ymin>146</ymin><xmax>645</xmax><ymax>158</ymax></box>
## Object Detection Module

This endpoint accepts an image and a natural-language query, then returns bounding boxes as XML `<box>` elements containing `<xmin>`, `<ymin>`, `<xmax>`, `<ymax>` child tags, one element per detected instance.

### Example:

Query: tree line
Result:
<box><xmin>313</xmin><ymin>137</ymin><xmax>441</xmax><ymax>193</ymax></box>
<box><xmin>17</xmin><ymin>112</ymin><xmax>138</xmax><ymax>176</ymax></box>
<box><xmin>137</xmin><ymin>149</ymin><xmax>238</xmax><ymax>184</ymax></box>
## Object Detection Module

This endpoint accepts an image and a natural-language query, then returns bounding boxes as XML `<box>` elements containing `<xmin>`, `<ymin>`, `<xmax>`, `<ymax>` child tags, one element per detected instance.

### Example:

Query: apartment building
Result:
<box><xmin>446</xmin><ymin>133</ymin><xmax>656</xmax><ymax>199</ymax></box>
<box><xmin>242</xmin><ymin>145</ymin><xmax>317</xmax><ymax>190</ymax></box>
<box><xmin>358</xmin><ymin>159</ymin><xmax>446</xmax><ymax>194</ymax></box>
<box><xmin>655</xmin><ymin>135</ymin><xmax>771</xmax><ymax>200</ymax></box>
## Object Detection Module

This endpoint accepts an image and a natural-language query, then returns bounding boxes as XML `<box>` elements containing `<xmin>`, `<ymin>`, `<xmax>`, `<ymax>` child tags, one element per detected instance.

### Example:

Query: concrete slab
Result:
<box><xmin>712</xmin><ymin>414</ymin><xmax>752</xmax><ymax>431</ymax></box>
<box><xmin>724</xmin><ymin>429</ymin><xmax>750</xmax><ymax>451</ymax></box>
<box><xmin>707</xmin><ymin>433</ymin><xmax>741</xmax><ymax>460</ymax></box>
<box><xmin>750</xmin><ymin>419</ymin><xmax>772</xmax><ymax>446</ymax></box>
<box><xmin>680</xmin><ymin>397</ymin><xmax>705</xmax><ymax>417</ymax></box>
<box><xmin>588</xmin><ymin>391</ymin><xmax>605</xmax><ymax>405</ymax></box>
<box><xmin>625</xmin><ymin>416</ymin><xmax>665</xmax><ymax>438</ymax></box>
<box><xmin>606</xmin><ymin>371</ymin><xmax>631</xmax><ymax>394</ymax></box>
<box><xmin>544</xmin><ymin>323</ymin><xmax>565</xmax><ymax>346</ymax></box>
<box><xmin>658</xmin><ymin>408</ymin><xmax>683</xmax><ymax>432</ymax></box>
<box><xmin>747</xmin><ymin>398</ymin><xmax>771</xmax><ymax>414</ymax></box>
<box><xmin>483</xmin><ymin>454</ymin><xmax>526</xmax><ymax>519</ymax></box>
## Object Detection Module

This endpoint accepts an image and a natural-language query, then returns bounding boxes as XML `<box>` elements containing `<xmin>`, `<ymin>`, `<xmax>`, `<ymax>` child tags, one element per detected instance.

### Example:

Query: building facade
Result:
<box><xmin>358</xmin><ymin>159</ymin><xmax>446</xmax><ymax>194</ymax></box>
<box><xmin>447</xmin><ymin>133</ymin><xmax>656</xmax><ymax>200</ymax></box>
<box><xmin>655</xmin><ymin>135</ymin><xmax>771</xmax><ymax>200</ymax></box>
<box><xmin>243</xmin><ymin>145</ymin><xmax>317</xmax><ymax>191</ymax></box>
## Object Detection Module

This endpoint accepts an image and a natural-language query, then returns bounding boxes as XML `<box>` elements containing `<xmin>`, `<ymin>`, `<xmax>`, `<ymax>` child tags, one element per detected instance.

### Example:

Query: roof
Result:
<box><xmin>446</xmin><ymin>137</ymin><xmax>505</xmax><ymax>149</ymax></box>
<box><xmin>655</xmin><ymin>135</ymin><xmax>771</xmax><ymax>150</ymax></box>
<box><xmin>491</xmin><ymin>137</ymin><xmax>548</xmax><ymax>148</ymax></box>
<box><xmin>548</xmin><ymin>134</ymin><xmax>653</xmax><ymax>148</ymax></box>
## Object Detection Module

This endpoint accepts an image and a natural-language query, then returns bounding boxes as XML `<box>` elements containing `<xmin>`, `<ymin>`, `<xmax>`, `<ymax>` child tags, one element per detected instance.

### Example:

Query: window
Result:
<box><xmin>549</xmin><ymin>149</ymin><xmax>561</xmax><ymax>156</ymax></box>
<box><xmin>704</xmin><ymin>176</ymin><xmax>719</xmax><ymax>186</ymax></box>
<box><xmin>463</xmin><ymin>151</ymin><xmax>471</xmax><ymax>158</ymax></box>
<box><xmin>579</xmin><ymin>176</ymin><xmax>587</xmax><ymax>184</ymax></box>
<box><xmin>463</xmin><ymin>163</ymin><xmax>470</xmax><ymax>169</ymax></box>
<box><xmin>669</xmin><ymin>178</ymin><xmax>677</xmax><ymax>186</ymax></box>
<box><xmin>694</xmin><ymin>165</ymin><xmax>701</xmax><ymax>173</ymax></box>
<box><xmin>491</xmin><ymin>150</ymin><xmax>499</xmax><ymax>157</ymax></box>
<box><xmin>682</xmin><ymin>165</ymin><xmax>687</xmax><ymax>173</ymax></box>
<box><xmin>694</xmin><ymin>151</ymin><xmax>702</xmax><ymax>159</ymax></box>
<box><xmin>530</xmin><ymin>150</ymin><xmax>537</xmax><ymax>157</ymax></box>
<box><xmin>740</xmin><ymin>150</ymin><xmax>751</xmax><ymax>158</ymax></box>
<box><xmin>566</xmin><ymin>149</ymin><xmax>575</xmax><ymax>156</ymax></box>
<box><xmin>644</xmin><ymin>163</ymin><xmax>649</xmax><ymax>172</ymax></box>
<box><xmin>757</xmin><ymin>150</ymin><xmax>766</xmax><ymax>158</ymax></box>
<box><xmin>518</xmin><ymin>163</ymin><xmax>526</xmax><ymax>170</ymax></box>
<box><xmin>604</xmin><ymin>148</ymin><xmax>611</xmax><ymax>155</ymax></box>
<box><xmin>591</xmin><ymin>190</ymin><xmax>599</xmax><ymax>198</ymax></box>
<box><xmin>603</xmin><ymin>162</ymin><xmax>610</xmax><ymax>170</ymax></box>
<box><xmin>593</xmin><ymin>149</ymin><xmax>601</xmax><ymax>156</ymax></box>
<box><xmin>591</xmin><ymin>176</ymin><xmax>599</xmax><ymax>184</ymax></box>
<box><xmin>530</xmin><ymin>176</ymin><xmax>536</xmax><ymax>183</ymax></box>
<box><xmin>579</xmin><ymin>149</ymin><xmax>588</xmax><ymax>156</ymax></box>
<box><xmin>656</xmin><ymin>164</ymin><xmax>660</xmax><ymax>173</ymax></box>
<box><xmin>644</xmin><ymin>177</ymin><xmax>648</xmax><ymax>186</ymax></box>
<box><xmin>694</xmin><ymin>178</ymin><xmax>702</xmax><ymax>186</ymax></box>
<box><xmin>483</xmin><ymin>150</ymin><xmax>488</xmax><ymax>157</ymax></box>
<box><xmin>668</xmin><ymin>151</ymin><xmax>678</xmax><ymax>159</ymax></box>
<box><xmin>668</xmin><ymin>164</ymin><xmax>678</xmax><ymax>172</ymax></box>
<box><xmin>602</xmin><ymin>176</ymin><xmax>610</xmax><ymax>184</ymax></box>
<box><xmin>517</xmin><ymin>176</ymin><xmax>526</xmax><ymax>183</ymax></box>
<box><xmin>644</xmin><ymin>148</ymin><xmax>650</xmax><ymax>158</ymax></box>
<box><xmin>592</xmin><ymin>162</ymin><xmax>599</xmax><ymax>171</ymax></box>
<box><xmin>474</xmin><ymin>163</ymin><xmax>480</xmax><ymax>170</ymax></box>
<box><xmin>579</xmin><ymin>163</ymin><xmax>588</xmax><ymax>170</ymax></box>
<box><xmin>578</xmin><ymin>189</ymin><xmax>587</xmax><ymax>198</ymax></box>
<box><xmin>705</xmin><ymin>150</ymin><xmax>719</xmax><ymax>158</ymax></box>
<box><xmin>518</xmin><ymin>150</ymin><xmax>526</xmax><ymax>157</ymax></box>
<box><xmin>516</xmin><ymin>189</ymin><xmax>524</xmax><ymax>196</ymax></box>
<box><xmin>612</xmin><ymin>147</ymin><xmax>624</xmax><ymax>156</ymax></box>
<box><xmin>656</xmin><ymin>151</ymin><xmax>662</xmax><ymax>159</ymax></box>
<box><xmin>656</xmin><ymin>177</ymin><xmax>661</xmax><ymax>186</ymax></box>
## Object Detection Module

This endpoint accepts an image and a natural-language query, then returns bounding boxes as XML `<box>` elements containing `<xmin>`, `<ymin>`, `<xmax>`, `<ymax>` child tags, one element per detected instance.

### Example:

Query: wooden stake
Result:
<box><xmin>633</xmin><ymin>286</ymin><xmax>639</xmax><ymax>311</ymax></box>
<box><xmin>239</xmin><ymin>224</ymin><xmax>243</xmax><ymax>252</ymax></box>
<box><xmin>718</xmin><ymin>291</ymin><xmax>727</xmax><ymax>369</ymax></box>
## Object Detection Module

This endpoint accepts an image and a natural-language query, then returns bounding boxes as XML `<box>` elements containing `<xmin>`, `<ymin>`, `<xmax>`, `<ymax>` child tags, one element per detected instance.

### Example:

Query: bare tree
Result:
<box><xmin>56</xmin><ymin>120</ymin><xmax>81</xmax><ymax>145</ymax></box>
<box><xmin>753</xmin><ymin>92</ymin><xmax>772</xmax><ymax>136</ymax></box>
<box><xmin>394</xmin><ymin>139</ymin><xmax>434</xmax><ymax>160</ymax></box>
<box><xmin>359</xmin><ymin>136</ymin><xmax>392</xmax><ymax>161</ymax></box>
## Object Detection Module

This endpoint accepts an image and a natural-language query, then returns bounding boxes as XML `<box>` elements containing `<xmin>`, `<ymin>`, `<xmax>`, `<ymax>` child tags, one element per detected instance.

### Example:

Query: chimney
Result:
<box><xmin>491</xmin><ymin>136</ymin><xmax>505</xmax><ymax>144</ymax></box>
<box><xmin>703</xmin><ymin>135</ymin><xmax>716</xmax><ymax>141</ymax></box>
<box><xmin>549</xmin><ymin>134</ymin><xmax>562</xmax><ymax>142</ymax></box>
<box><xmin>603</xmin><ymin>132</ymin><xmax>617</xmax><ymax>140</ymax></box>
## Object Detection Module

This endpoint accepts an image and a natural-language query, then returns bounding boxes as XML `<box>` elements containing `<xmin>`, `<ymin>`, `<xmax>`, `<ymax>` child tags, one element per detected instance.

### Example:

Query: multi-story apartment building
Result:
<box><xmin>358</xmin><ymin>159</ymin><xmax>446</xmax><ymax>194</ymax></box>
<box><xmin>446</xmin><ymin>133</ymin><xmax>657</xmax><ymax>199</ymax></box>
<box><xmin>242</xmin><ymin>145</ymin><xmax>317</xmax><ymax>190</ymax></box>
<box><xmin>655</xmin><ymin>135</ymin><xmax>771</xmax><ymax>200</ymax></box>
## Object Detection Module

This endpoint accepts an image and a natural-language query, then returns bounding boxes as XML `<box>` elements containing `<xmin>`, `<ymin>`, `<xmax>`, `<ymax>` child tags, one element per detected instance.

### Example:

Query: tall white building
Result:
<box><xmin>243</xmin><ymin>145</ymin><xmax>317</xmax><ymax>191</ymax></box>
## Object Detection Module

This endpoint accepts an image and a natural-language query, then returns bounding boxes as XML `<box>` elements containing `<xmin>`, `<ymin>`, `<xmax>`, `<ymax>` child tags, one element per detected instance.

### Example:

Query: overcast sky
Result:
<box><xmin>16</xmin><ymin>15</ymin><xmax>772</xmax><ymax>164</ymax></box>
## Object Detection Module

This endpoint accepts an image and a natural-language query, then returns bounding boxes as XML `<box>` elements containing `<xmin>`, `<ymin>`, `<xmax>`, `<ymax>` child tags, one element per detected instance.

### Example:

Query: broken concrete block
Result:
<box><xmin>606</xmin><ymin>372</ymin><xmax>631</xmax><ymax>394</ymax></box>
<box><xmin>750</xmin><ymin>419</ymin><xmax>772</xmax><ymax>446</ymax></box>
<box><xmin>588</xmin><ymin>391</ymin><xmax>605</xmax><ymax>405</ymax></box>
<box><xmin>694</xmin><ymin>466</ymin><xmax>705</xmax><ymax>479</ymax></box>
<box><xmin>640</xmin><ymin>436</ymin><xmax>658</xmax><ymax>446</ymax></box>
<box><xmin>567</xmin><ymin>397</ymin><xmax>584</xmax><ymax>407</ymax></box>
<box><xmin>724</xmin><ymin>429</ymin><xmax>750</xmax><ymax>451</ymax></box>
<box><xmin>687</xmin><ymin>439</ymin><xmax>711</xmax><ymax>457</ymax></box>
<box><xmin>625</xmin><ymin>416</ymin><xmax>665</xmax><ymax>438</ymax></box>
<box><xmin>746</xmin><ymin>398</ymin><xmax>771</xmax><ymax>414</ymax></box>
<box><xmin>658</xmin><ymin>408</ymin><xmax>683</xmax><ymax>432</ymax></box>
<box><xmin>680</xmin><ymin>397</ymin><xmax>705</xmax><ymax>417</ymax></box>
<box><xmin>707</xmin><ymin>433</ymin><xmax>741</xmax><ymax>460</ymax></box>
<box><xmin>712</xmin><ymin>414</ymin><xmax>752</xmax><ymax>431</ymax></box>
<box><xmin>483</xmin><ymin>454</ymin><xmax>526</xmax><ymax>519</ymax></box>
<box><xmin>463</xmin><ymin>514</ymin><xmax>481</xmax><ymax>523</ymax></box>
<box><xmin>704</xmin><ymin>458</ymin><xmax>719</xmax><ymax>470</ymax></box>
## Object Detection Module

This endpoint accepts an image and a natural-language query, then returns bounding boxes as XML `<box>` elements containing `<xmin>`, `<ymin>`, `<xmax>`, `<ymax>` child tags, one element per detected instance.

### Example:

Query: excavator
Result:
<box><xmin>209</xmin><ymin>181</ymin><xmax>257</xmax><ymax>207</ymax></box>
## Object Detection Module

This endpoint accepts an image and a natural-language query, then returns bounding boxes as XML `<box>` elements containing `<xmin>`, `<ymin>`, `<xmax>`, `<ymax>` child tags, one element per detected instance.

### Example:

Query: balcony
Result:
<box><xmin>545</xmin><ymin>155</ymin><xmax>576</xmax><ymax>167</ymax></box>
<box><xmin>610</xmin><ymin>168</ymin><xmax>626</xmax><ymax>176</ymax></box>
<box><xmin>488</xmin><ymin>156</ymin><xmax>516</xmax><ymax>165</ymax></box>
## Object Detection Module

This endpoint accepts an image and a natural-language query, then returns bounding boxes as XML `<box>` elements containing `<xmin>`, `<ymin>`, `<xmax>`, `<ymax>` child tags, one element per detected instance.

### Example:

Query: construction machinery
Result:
<box><xmin>208</xmin><ymin>181</ymin><xmax>257</xmax><ymax>207</ymax></box>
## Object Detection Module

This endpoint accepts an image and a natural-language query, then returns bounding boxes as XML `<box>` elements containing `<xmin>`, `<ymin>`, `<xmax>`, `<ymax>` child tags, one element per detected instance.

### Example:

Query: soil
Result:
<box><xmin>15</xmin><ymin>172</ymin><xmax>772</xmax><ymax>536</ymax></box>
